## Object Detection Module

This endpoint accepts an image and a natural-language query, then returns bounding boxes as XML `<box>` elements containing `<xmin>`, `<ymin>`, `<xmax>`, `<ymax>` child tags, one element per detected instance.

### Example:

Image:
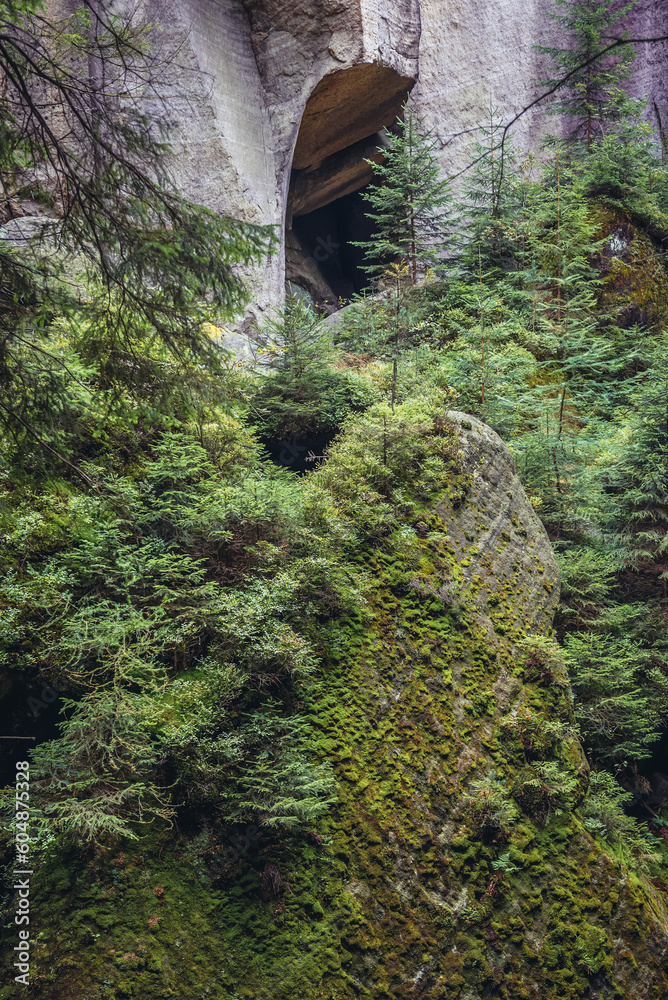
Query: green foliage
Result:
<box><xmin>490</xmin><ymin>851</ymin><xmax>520</xmax><ymax>874</ymax></box>
<box><xmin>536</xmin><ymin>0</ymin><xmax>638</xmax><ymax>148</ymax></box>
<box><xmin>556</xmin><ymin>543</ymin><xmax>618</xmax><ymax>629</ymax></box>
<box><xmin>346</xmin><ymin>89</ymin><xmax>668</xmax><ymax>855</ymax></box>
<box><xmin>354</xmin><ymin>104</ymin><xmax>454</xmax><ymax>285</ymax></box>
<box><xmin>429</xmin><ymin>296</ymin><xmax>537</xmax><ymax>436</ymax></box>
<box><xmin>600</xmin><ymin>340</ymin><xmax>668</xmax><ymax>599</ymax></box>
<box><xmin>0</xmin><ymin>0</ymin><xmax>272</xmax><ymax>469</ymax></box>
<box><xmin>314</xmin><ymin>390</ymin><xmax>463</xmax><ymax>537</ymax></box>
<box><xmin>581</xmin><ymin>97</ymin><xmax>668</xmax><ymax>212</ymax></box>
<box><xmin>457</xmin><ymin>101</ymin><xmax>521</xmax><ymax>277</ymax></box>
<box><xmin>464</xmin><ymin>771</ymin><xmax>519</xmax><ymax>840</ymax></box>
<box><xmin>512</xmin><ymin>759</ymin><xmax>580</xmax><ymax>821</ymax></box>
<box><xmin>1</xmin><ymin>10</ymin><xmax>668</xmax><ymax>979</ymax></box>
<box><xmin>0</xmin><ymin>423</ymin><xmax>361</xmax><ymax>841</ymax></box>
<box><xmin>580</xmin><ymin>770</ymin><xmax>658</xmax><ymax>869</ymax></box>
<box><xmin>157</xmin><ymin>696</ymin><xmax>336</xmax><ymax>828</ymax></box>
<box><xmin>461</xmin><ymin>101</ymin><xmax>513</xmax><ymax>223</ymax></box>
<box><xmin>518</xmin><ymin>634</ymin><xmax>570</xmax><ymax>686</ymax></box>
<box><xmin>247</xmin><ymin>296</ymin><xmax>372</xmax><ymax>442</ymax></box>
<box><xmin>499</xmin><ymin>708</ymin><xmax>577</xmax><ymax>765</ymax></box>
<box><xmin>29</xmin><ymin>689</ymin><xmax>174</xmax><ymax>842</ymax></box>
<box><xmin>564</xmin><ymin>621</ymin><xmax>668</xmax><ymax>765</ymax></box>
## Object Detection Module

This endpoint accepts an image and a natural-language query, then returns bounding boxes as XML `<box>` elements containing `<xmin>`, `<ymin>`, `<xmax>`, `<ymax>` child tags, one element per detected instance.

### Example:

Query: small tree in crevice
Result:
<box><xmin>248</xmin><ymin>296</ymin><xmax>368</xmax><ymax>445</ymax></box>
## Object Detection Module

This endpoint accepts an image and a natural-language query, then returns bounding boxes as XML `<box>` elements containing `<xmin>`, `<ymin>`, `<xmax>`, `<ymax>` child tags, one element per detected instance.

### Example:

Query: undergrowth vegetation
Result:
<box><xmin>1</xmin><ymin>1</ymin><xmax>668</xmax><ymax>995</ymax></box>
<box><xmin>1</xmin><ymin>24</ymin><xmax>667</xmax><ymax>879</ymax></box>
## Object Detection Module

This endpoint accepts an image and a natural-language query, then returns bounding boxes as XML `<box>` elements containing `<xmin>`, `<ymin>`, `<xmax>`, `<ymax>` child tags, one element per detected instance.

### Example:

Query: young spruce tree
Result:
<box><xmin>355</xmin><ymin>104</ymin><xmax>453</xmax><ymax>286</ymax></box>
<box><xmin>353</xmin><ymin>105</ymin><xmax>453</xmax><ymax>409</ymax></box>
<box><xmin>458</xmin><ymin>100</ymin><xmax>519</xmax><ymax>278</ymax></box>
<box><xmin>536</xmin><ymin>0</ymin><xmax>638</xmax><ymax>149</ymax></box>
<box><xmin>249</xmin><ymin>295</ymin><xmax>365</xmax><ymax>445</ymax></box>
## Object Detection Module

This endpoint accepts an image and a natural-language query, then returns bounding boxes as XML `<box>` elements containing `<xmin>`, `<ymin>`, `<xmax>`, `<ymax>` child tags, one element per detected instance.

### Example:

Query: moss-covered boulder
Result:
<box><xmin>595</xmin><ymin>205</ymin><xmax>668</xmax><ymax>331</ymax></box>
<box><xmin>2</xmin><ymin>411</ymin><xmax>667</xmax><ymax>1000</ymax></box>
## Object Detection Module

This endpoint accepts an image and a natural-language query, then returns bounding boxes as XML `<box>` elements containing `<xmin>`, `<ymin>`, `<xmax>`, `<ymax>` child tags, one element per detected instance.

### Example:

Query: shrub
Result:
<box><xmin>512</xmin><ymin>761</ymin><xmax>579</xmax><ymax>822</ymax></box>
<box><xmin>580</xmin><ymin>770</ymin><xmax>659</xmax><ymax>871</ymax></box>
<box><xmin>464</xmin><ymin>771</ymin><xmax>519</xmax><ymax>842</ymax></box>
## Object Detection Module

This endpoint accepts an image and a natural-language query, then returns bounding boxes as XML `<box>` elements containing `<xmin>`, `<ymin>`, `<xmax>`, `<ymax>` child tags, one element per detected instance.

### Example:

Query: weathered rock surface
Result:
<box><xmin>288</xmin><ymin>132</ymin><xmax>387</xmax><ymax>220</ymax></box>
<box><xmin>226</xmin><ymin>410</ymin><xmax>665</xmax><ymax>1000</ymax></box>
<box><xmin>125</xmin><ymin>0</ymin><xmax>668</xmax><ymax>316</ymax></box>
<box><xmin>442</xmin><ymin>412</ymin><xmax>560</xmax><ymax>637</ymax></box>
<box><xmin>285</xmin><ymin>227</ymin><xmax>341</xmax><ymax>311</ymax></box>
<box><xmin>291</xmin><ymin>64</ymin><xmax>413</xmax><ymax>172</ymax></box>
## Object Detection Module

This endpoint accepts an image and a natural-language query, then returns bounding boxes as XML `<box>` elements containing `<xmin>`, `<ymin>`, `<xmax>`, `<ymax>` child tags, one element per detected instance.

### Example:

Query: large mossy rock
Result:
<box><xmin>10</xmin><ymin>413</ymin><xmax>668</xmax><ymax>1000</ymax></box>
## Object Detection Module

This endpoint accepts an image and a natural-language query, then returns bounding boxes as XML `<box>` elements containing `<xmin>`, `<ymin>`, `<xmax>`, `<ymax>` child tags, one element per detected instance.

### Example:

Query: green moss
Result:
<box><xmin>595</xmin><ymin>206</ymin><xmax>668</xmax><ymax>329</ymax></box>
<box><xmin>3</xmin><ymin>418</ymin><xmax>667</xmax><ymax>1000</ymax></box>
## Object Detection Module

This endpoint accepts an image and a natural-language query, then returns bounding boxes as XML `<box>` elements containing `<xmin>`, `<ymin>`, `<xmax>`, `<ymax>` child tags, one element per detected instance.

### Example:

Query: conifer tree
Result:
<box><xmin>602</xmin><ymin>341</ymin><xmax>668</xmax><ymax>617</ymax></box>
<box><xmin>536</xmin><ymin>0</ymin><xmax>638</xmax><ymax>149</ymax></box>
<box><xmin>0</xmin><ymin>0</ymin><xmax>272</xmax><ymax>471</ymax></box>
<box><xmin>462</xmin><ymin>100</ymin><xmax>513</xmax><ymax>222</ymax></box>
<box><xmin>458</xmin><ymin>101</ymin><xmax>519</xmax><ymax>278</ymax></box>
<box><xmin>564</xmin><ymin>626</ymin><xmax>668</xmax><ymax>765</ymax></box>
<box><xmin>355</xmin><ymin>104</ymin><xmax>453</xmax><ymax>286</ymax></box>
<box><xmin>249</xmin><ymin>295</ymin><xmax>363</xmax><ymax>443</ymax></box>
<box><xmin>581</xmin><ymin>95</ymin><xmax>668</xmax><ymax>210</ymax></box>
<box><xmin>512</xmin><ymin>151</ymin><xmax>616</xmax><ymax>533</ymax></box>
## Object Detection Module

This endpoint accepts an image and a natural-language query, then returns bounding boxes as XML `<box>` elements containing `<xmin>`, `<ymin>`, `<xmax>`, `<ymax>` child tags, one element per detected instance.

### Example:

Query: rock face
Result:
<box><xmin>123</xmin><ymin>0</ymin><xmax>668</xmax><ymax>317</ymax></box>
<box><xmin>441</xmin><ymin>412</ymin><xmax>559</xmax><ymax>637</ymax></box>
<box><xmin>288</xmin><ymin>132</ymin><xmax>387</xmax><ymax>220</ymax></box>
<box><xmin>627</xmin><ymin>0</ymin><xmax>668</xmax><ymax>112</ymax></box>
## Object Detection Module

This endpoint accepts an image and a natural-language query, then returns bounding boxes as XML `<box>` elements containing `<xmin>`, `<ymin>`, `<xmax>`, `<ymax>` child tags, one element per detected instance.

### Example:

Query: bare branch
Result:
<box><xmin>447</xmin><ymin>33</ymin><xmax>668</xmax><ymax>190</ymax></box>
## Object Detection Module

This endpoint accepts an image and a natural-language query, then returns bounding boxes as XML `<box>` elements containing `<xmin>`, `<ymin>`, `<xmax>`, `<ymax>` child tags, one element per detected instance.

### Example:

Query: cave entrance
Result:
<box><xmin>290</xmin><ymin>187</ymin><xmax>376</xmax><ymax>304</ymax></box>
<box><xmin>286</xmin><ymin>63</ymin><xmax>414</xmax><ymax>312</ymax></box>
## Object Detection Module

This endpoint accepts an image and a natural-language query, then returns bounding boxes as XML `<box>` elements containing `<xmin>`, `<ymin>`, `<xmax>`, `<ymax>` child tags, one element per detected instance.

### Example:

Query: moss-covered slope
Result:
<box><xmin>4</xmin><ymin>413</ymin><xmax>668</xmax><ymax>1000</ymax></box>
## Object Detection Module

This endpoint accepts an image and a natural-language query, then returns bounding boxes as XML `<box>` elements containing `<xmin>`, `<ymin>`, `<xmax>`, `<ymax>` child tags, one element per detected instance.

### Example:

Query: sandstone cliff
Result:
<box><xmin>130</xmin><ymin>0</ymin><xmax>668</xmax><ymax>314</ymax></box>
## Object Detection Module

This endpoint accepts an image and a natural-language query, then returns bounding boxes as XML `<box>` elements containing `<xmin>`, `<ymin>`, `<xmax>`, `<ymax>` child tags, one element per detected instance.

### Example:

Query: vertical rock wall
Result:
<box><xmin>240</xmin><ymin>0</ymin><xmax>422</xmax><ymax>313</ymax></box>
<box><xmin>626</xmin><ymin>0</ymin><xmax>668</xmax><ymax>130</ymax></box>
<box><xmin>68</xmin><ymin>0</ymin><xmax>668</xmax><ymax>313</ymax></box>
<box><xmin>413</xmin><ymin>0</ymin><xmax>668</xmax><ymax>181</ymax></box>
<box><xmin>412</xmin><ymin>0</ymin><xmax>554</xmax><ymax>179</ymax></box>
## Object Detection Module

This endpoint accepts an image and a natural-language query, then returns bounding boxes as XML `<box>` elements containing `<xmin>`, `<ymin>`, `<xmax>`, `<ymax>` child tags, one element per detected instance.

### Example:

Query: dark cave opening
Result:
<box><xmin>625</xmin><ymin>729</ymin><xmax>668</xmax><ymax>821</ymax></box>
<box><xmin>0</xmin><ymin>675</ymin><xmax>63</xmax><ymax>787</ymax></box>
<box><xmin>290</xmin><ymin>185</ymin><xmax>380</xmax><ymax>306</ymax></box>
<box><xmin>285</xmin><ymin>64</ymin><xmax>414</xmax><ymax>312</ymax></box>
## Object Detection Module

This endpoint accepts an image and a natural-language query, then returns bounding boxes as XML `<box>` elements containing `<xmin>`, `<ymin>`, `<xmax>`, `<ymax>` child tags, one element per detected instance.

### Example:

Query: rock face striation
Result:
<box><xmin>126</xmin><ymin>0</ymin><xmax>668</xmax><ymax>315</ymax></box>
<box><xmin>440</xmin><ymin>412</ymin><xmax>559</xmax><ymax>638</ymax></box>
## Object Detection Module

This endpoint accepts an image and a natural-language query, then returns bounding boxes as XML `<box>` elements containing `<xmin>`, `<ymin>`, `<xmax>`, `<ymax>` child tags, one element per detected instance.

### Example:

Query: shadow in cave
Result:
<box><xmin>0</xmin><ymin>674</ymin><xmax>63</xmax><ymax>787</ymax></box>
<box><xmin>625</xmin><ymin>730</ymin><xmax>668</xmax><ymax>822</ymax></box>
<box><xmin>290</xmin><ymin>186</ymin><xmax>381</xmax><ymax>305</ymax></box>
